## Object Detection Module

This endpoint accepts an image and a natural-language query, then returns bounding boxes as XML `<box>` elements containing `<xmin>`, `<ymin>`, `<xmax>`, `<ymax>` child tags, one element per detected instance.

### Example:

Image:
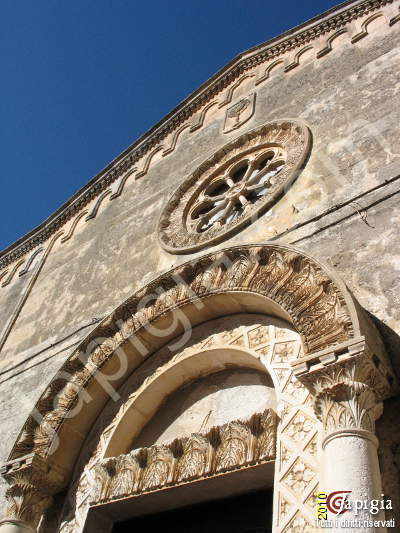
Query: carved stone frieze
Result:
<box><xmin>175</xmin><ymin>434</ymin><xmax>209</xmax><ymax>481</ymax></box>
<box><xmin>158</xmin><ymin>120</ymin><xmax>311</xmax><ymax>253</ymax></box>
<box><xmin>89</xmin><ymin>408</ymin><xmax>277</xmax><ymax>505</ymax></box>
<box><xmin>215</xmin><ymin>421</ymin><xmax>250</xmax><ymax>471</ymax></box>
<box><xmin>57</xmin><ymin>314</ymin><xmax>334</xmax><ymax>532</ymax></box>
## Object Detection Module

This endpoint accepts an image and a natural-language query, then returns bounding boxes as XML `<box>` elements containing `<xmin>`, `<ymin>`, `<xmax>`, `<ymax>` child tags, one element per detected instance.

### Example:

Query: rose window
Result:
<box><xmin>158</xmin><ymin>120</ymin><xmax>311</xmax><ymax>254</ymax></box>
<box><xmin>189</xmin><ymin>148</ymin><xmax>285</xmax><ymax>234</ymax></box>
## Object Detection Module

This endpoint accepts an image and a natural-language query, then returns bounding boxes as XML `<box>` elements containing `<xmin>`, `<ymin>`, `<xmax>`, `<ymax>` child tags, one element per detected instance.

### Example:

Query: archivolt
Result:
<box><xmin>8</xmin><ymin>243</ymin><xmax>363</xmax><ymax>481</ymax></box>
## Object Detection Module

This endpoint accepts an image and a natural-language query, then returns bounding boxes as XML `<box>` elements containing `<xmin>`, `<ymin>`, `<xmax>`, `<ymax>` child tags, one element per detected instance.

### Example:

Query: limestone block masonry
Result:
<box><xmin>0</xmin><ymin>0</ymin><xmax>400</xmax><ymax>531</ymax></box>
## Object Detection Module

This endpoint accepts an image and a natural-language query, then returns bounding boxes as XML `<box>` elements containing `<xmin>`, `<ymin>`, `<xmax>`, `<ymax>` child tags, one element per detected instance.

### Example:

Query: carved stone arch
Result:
<box><xmin>1</xmin><ymin>243</ymin><xmax>395</xmax><ymax>532</ymax></box>
<box><xmin>255</xmin><ymin>59</ymin><xmax>285</xmax><ymax>85</ymax></box>
<box><xmin>60</xmin><ymin>313</ymin><xmax>307</xmax><ymax>532</ymax></box>
<box><xmin>6</xmin><ymin>243</ymin><xmax>379</xmax><ymax>462</ymax></box>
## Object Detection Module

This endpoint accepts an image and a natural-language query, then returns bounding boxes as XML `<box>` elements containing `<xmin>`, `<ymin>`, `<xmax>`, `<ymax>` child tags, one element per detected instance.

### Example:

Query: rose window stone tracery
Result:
<box><xmin>189</xmin><ymin>148</ymin><xmax>285</xmax><ymax>233</ymax></box>
<box><xmin>158</xmin><ymin>120</ymin><xmax>311</xmax><ymax>254</ymax></box>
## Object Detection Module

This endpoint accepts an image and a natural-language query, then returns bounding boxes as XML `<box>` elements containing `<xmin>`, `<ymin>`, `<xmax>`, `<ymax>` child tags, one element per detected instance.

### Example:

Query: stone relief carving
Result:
<box><xmin>291</xmin><ymin>333</ymin><xmax>396</xmax><ymax>438</ymax></box>
<box><xmin>8</xmin><ymin>244</ymin><xmax>357</xmax><ymax>466</ymax></box>
<box><xmin>175</xmin><ymin>434</ymin><xmax>209</xmax><ymax>482</ymax></box>
<box><xmin>265</xmin><ymin>335</ymin><xmax>320</xmax><ymax>532</ymax></box>
<box><xmin>0</xmin><ymin>453</ymin><xmax>65</xmax><ymax>530</ymax></box>
<box><xmin>3</xmin><ymin>240</ymin><xmax>395</xmax><ymax>531</ymax></box>
<box><xmin>223</xmin><ymin>93</ymin><xmax>256</xmax><ymax>133</ymax></box>
<box><xmin>158</xmin><ymin>121</ymin><xmax>311</xmax><ymax>253</ymax></box>
<box><xmin>256</xmin><ymin>409</ymin><xmax>277</xmax><ymax>461</ymax></box>
<box><xmin>215</xmin><ymin>421</ymin><xmax>250</xmax><ymax>471</ymax></box>
<box><xmin>89</xmin><ymin>408</ymin><xmax>277</xmax><ymax>506</ymax></box>
<box><xmin>309</xmin><ymin>356</ymin><xmax>384</xmax><ymax>434</ymax></box>
<box><xmin>58</xmin><ymin>315</ymin><xmax>323</xmax><ymax>532</ymax></box>
<box><xmin>52</xmin><ymin>307</ymin><xmax>395</xmax><ymax>532</ymax></box>
<box><xmin>139</xmin><ymin>445</ymin><xmax>173</xmax><ymax>491</ymax></box>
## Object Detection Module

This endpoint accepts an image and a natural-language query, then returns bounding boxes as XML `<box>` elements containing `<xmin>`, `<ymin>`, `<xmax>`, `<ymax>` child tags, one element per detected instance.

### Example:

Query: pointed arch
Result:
<box><xmin>190</xmin><ymin>101</ymin><xmax>218</xmax><ymax>131</ymax></box>
<box><xmin>218</xmin><ymin>74</ymin><xmax>255</xmax><ymax>108</ymax></box>
<box><xmin>85</xmin><ymin>190</ymin><xmax>112</xmax><ymax>221</ymax></box>
<box><xmin>109</xmin><ymin>168</ymin><xmax>137</xmax><ymax>200</ymax></box>
<box><xmin>18</xmin><ymin>247</ymin><xmax>44</xmax><ymax>277</ymax></box>
<box><xmin>61</xmin><ymin>211</ymin><xmax>89</xmax><ymax>243</ymax></box>
<box><xmin>1</xmin><ymin>259</ymin><xmax>25</xmax><ymax>287</ymax></box>
<box><xmin>163</xmin><ymin>123</ymin><xmax>191</xmax><ymax>156</ymax></box>
<box><xmin>317</xmin><ymin>28</ymin><xmax>348</xmax><ymax>58</ymax></box>
<box><xmin>135</xmin><ymin>145</ymin><xmax>164</xmax><ymax>179</ymax></box>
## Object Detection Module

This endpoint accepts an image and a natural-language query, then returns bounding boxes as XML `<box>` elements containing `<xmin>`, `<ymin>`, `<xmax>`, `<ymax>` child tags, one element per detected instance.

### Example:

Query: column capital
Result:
<box><xmin>290</xmin><ymin>337</ymin><xmax>396</xmax><ymax>436</ymax></box>
<box><xmin>314</xmin><ymin>377</ymin><xmax>382</xmax><ymax>435</ymax></box>
<box><xmin>0</xmin><ymin>453</ymin><xmax>66</xmax><ymax>530</ymax></box>
<box><xmin>291</xmin><ymin>336</ymin><xmax>395</xmax><ymax>400</ymax></box>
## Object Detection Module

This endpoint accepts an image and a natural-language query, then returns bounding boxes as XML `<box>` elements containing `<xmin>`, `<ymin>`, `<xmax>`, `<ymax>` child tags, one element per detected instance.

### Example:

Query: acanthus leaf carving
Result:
<box><xmin>301</xmin><ymin>354</ymin><xmax>385</xmax><ymax>434</ymax></box>
<box><xmin>1</xmin><ymin>454</ymin><xmax>65</xmax><ymax>529</ymax></box>
<box><xmin>88</xmin><ymin>409</ymin><xmax>277</xmax><ymax>506</ymax></box>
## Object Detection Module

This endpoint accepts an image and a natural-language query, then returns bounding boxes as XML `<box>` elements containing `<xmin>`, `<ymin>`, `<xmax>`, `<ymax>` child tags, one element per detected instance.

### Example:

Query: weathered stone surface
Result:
<box><xmin>0</xmin><ymin>0</ymin><xmax>399</xmax><ymax>525</ymax></box>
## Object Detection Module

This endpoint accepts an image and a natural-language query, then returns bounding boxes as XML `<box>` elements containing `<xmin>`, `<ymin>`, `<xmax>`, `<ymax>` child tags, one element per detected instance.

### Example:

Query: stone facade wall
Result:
<box><xmin>0</xmin><ymin>0</ymin><xmax>399</xmax><ymax>517</ymax></box>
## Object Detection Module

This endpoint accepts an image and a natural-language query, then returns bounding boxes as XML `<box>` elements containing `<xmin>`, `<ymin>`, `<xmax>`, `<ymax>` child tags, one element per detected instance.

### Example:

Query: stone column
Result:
<box><xmin>315</xmin><ymin>378</ymin><xmax>385</xmax><ymax>530</ymax></box>
<box><xmin>292</xmin><ymin>338</ymin><xmax>394</xmax><ymax>533</ymax></box>
<box><xmin>0</xmin><ymin>454</ymin><xmax>64</xmax><ymax>533</ymax></box>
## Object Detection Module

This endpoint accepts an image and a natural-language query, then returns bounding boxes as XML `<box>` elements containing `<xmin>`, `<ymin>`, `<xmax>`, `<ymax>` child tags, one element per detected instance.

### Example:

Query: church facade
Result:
<box><xmin>0</xmin><ymin>0</ymin><xmax>400</xmax><ymax>531</ymax></box>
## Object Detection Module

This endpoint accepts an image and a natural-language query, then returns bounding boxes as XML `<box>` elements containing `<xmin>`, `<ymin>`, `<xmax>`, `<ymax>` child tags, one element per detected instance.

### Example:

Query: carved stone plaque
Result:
<box><xmin>223</xmin><ymin>93</ymin><xmax>256</xmax><ymax>133</ymax></box>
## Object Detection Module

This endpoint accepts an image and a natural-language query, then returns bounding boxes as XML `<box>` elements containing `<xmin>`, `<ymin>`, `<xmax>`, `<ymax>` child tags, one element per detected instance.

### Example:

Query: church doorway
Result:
<box><xmin>112</xmin><ymin>488</ymin><xmax>273</xmax><ymax>532</ymax></box>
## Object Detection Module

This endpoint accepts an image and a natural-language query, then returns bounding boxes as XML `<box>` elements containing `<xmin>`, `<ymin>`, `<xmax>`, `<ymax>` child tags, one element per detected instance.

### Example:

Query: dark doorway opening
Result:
<box><xmin>112</xmin><ymin>488</ymin><xmax>273</xmax><ymax>532</ymax></box>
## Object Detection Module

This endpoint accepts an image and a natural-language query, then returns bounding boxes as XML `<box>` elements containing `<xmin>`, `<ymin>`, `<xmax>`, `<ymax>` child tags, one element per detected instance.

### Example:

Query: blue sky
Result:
<box><xmin>0</xmin><ymin>0</ymin><xmax>340</xmax><ymax>251</ymax></box>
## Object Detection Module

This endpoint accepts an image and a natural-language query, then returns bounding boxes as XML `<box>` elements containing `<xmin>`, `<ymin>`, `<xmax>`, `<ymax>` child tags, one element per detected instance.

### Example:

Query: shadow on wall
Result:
<box><xmin>131</xmin><ymin>368</ymin><xmax>275</xmax><ymax>450</ymax></box>
<box><xmin>369</xmin><ymin>311</ymin><xmax>400</xmax><ymax>381</ymax></box>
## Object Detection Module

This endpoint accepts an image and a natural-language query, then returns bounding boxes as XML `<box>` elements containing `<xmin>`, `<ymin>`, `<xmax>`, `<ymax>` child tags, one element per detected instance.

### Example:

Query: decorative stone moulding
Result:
<box><xmin>158</xmin><ymin>120</ymin><xmax>311</xmax><ymax>254</ymax></box>
<box><xmin>90</xmin><ymin>408</ymin><xmax>277</xmax><ymax>505</ymax></box>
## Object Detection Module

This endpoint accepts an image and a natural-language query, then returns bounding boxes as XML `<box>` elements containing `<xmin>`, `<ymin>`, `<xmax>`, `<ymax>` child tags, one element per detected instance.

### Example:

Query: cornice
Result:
<box><xmin>0</xmin><ymin>0</ymin><xmax>394</xmax><ymax>270</ymax></box>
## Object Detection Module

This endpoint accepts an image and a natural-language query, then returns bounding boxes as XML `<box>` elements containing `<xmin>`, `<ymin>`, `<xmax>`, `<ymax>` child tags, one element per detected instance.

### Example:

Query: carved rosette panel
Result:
<box><xmin>158</xmin><ymin>121</ymin><xmax>311</xmax><ymax>253</ymax></box>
